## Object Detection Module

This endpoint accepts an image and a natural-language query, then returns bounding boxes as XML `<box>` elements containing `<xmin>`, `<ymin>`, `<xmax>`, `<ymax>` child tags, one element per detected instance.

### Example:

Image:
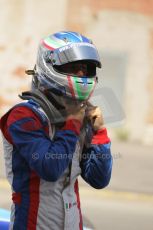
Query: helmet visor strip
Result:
<box><xmin>51</xmin><ymin>42</ymin><xmax>102</xmax><ymax>68</ymax></box>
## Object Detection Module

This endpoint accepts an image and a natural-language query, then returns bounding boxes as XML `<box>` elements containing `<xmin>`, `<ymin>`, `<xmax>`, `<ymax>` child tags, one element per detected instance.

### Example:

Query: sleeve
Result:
<box><xmin>5</xmin><ymin>106</ymin><xmax>82</xmax><ymax>182</ymax></box>
<box><xmin>80</xmin><ymin>128</ymin><xmax>113</xmax><ymax>189</ymax></box>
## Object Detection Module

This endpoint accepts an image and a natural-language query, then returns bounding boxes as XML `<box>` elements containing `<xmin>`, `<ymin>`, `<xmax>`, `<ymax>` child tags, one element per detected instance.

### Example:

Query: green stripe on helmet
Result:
<box><xmin>44</xmin><ymin>36</ymin><xmax>64</xmax><ymax>48</ymax></box>
<box><xmin>73</xmin><ymin>77</ymin><xmax>95</xmax><ymax>100</ymax></box>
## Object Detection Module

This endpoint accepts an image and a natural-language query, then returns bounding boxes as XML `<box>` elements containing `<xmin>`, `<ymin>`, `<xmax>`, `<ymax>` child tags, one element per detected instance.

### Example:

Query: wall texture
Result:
<box><xmin>66</xmin><ymin>0</ymin><xmax>153</xmax><ymax>144</ymax></box>
<box><xmin>0</xmin><ymin>0</ymin><xmax>68</xmax><ymax>114</ymax></box>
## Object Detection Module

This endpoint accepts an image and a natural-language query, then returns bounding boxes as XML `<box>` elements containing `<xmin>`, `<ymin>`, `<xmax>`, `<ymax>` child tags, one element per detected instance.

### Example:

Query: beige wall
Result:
<box><xmin>0</xmin><ymin>0</ymin><xmax>68</xmax><ymax>115</ymax></box>
<box><xmin>0</xmin><ymin>0</ymin><xmax>68</xmax><ymax>176</ymax></box>
<box><xmin>66</xmin><ymin>1</ymin><xmax>153</xmax><ymax>144</ymax></box>
<box><xmin>86</xmin><ymin>11</ymin><xmax>152</xmax><ymax>142</ymax></box>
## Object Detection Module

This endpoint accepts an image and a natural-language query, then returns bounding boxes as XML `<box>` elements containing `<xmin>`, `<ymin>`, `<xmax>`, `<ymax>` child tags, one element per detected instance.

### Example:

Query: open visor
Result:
<box><xmin>51</xmin><ymin>42</ymin><xmax>102</xmax><ymax>68</ymax></box>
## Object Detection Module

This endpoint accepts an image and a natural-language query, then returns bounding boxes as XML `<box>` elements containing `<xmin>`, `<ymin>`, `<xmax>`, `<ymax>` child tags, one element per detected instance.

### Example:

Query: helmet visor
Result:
<box><xmin>52</xmin><ymin>42</ymin><xmax>102</xmax><ymax>68</ymax></box>
<box><xmin>54</xmin><ymin>61</ymin><xmax>97</xmax><ymax>77</ymax></box>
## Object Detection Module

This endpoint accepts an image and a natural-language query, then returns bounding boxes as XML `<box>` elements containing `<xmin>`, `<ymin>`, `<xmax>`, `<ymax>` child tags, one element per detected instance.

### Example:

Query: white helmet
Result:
<box><xmin>34</xmin><ymin>31</ymin><xmax>102</xmax><ymax>102</ymax></box>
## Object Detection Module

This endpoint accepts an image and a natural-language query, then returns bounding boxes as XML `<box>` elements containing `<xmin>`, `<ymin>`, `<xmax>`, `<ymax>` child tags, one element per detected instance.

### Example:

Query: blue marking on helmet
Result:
<box><xmin>54</xmin><ymin>31</ymin><xmax>91</xmax><ymax>43</ymax></box>
<box><xmin>81</xmin><ymin>77</ymin><xmax>88</xmax><ymax>86</ymax></box>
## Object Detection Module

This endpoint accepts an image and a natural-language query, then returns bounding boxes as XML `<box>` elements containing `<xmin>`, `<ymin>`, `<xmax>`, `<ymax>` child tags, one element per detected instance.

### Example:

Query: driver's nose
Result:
<box><xmin>76</xmin><ymin>70</ymin><xmax>85</xmax><ymax>77</ymax></box>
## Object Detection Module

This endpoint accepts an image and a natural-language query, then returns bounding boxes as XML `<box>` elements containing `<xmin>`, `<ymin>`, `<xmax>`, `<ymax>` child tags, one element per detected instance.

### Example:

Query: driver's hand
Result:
<box><xmin>86</xmin><ymin>102</ymin><xmax>104</xmax><ymax>131</ymax></box>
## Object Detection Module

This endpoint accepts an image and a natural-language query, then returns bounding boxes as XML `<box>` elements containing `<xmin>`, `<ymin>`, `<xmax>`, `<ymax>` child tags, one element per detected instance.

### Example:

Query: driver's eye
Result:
<box><xmin>68</xmin><ymin>64</ymin><xmax>87</xmax><ymax>75</ymax></box>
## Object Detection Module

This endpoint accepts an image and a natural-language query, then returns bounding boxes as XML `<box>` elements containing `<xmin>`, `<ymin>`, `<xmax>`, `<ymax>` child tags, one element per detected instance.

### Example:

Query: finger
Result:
<box><xmin>86</xmin><ymin>101</ymin><xmax>93</xmax><ymax>106</ymax></box>
<box><xmin>87</xmin><ymin>107</ymin><xmax>100</xmax><ymax>117</ymax></box>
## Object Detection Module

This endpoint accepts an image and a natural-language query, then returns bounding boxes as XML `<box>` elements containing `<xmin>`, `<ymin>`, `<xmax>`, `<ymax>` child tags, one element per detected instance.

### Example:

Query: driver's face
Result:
<box><xmin>61</xmin><ymin>63</ymin><xmax>88</xmax><ymax>77</ymax></box>
<box><xmin>54</xmin><ymin>61</ymin><xmax>97</xmax><ymax>77</ymax></box>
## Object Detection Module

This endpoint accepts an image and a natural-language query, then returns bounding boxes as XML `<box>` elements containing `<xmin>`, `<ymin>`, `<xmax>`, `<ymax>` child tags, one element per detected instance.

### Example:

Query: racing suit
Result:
<box><xmin>0</xmin><ymin>99</ymin><xmax>112</xmax><ymax>230</ymax></box>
